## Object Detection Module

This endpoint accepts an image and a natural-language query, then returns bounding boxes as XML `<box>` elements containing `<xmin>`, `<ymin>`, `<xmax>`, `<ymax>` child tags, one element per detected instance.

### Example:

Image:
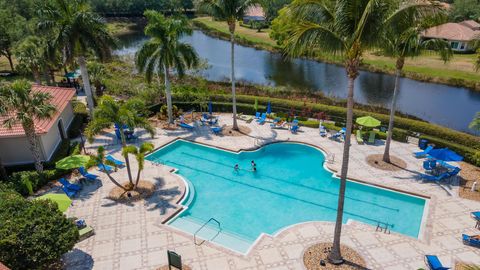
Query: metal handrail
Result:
<box><xmin>194</xmin><ymin>218</ymin><xmax>221</xmax><ymax>246</ymax></box>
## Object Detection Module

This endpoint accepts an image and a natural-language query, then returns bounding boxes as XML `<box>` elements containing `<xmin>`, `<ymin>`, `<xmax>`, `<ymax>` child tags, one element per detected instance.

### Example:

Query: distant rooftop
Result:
<box><xmin>245</xmin><ymin>5</ymin><xmax>265</xmax><ymax>18</ymax></box>
<box><xmin>422</xmin><ymin>20</ymin><xmax>480</xmax><ymax>41</ymax></box>
<box><xmin>0</xmin><ymin>85</ymin><xmax>76</xmax><ymax>138</ymax></box>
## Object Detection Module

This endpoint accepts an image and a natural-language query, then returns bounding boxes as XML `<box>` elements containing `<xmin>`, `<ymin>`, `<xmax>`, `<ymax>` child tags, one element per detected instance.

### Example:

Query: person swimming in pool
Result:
<box><xmin>251</xmin><ymin>160</ymin><xmax>257</xmax><ymax>172</ymax></box>
<box><xmin>234</xmin><ymin>164</ymin><xmax>239</xmax><ymax>171</ymax></box>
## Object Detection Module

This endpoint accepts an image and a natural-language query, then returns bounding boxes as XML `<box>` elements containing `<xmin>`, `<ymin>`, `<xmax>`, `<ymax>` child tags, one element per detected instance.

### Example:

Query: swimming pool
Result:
<box><xmin>146</xmin><ymin>140</ymin><xmax>427</xmax><ymax>253</ymax></box>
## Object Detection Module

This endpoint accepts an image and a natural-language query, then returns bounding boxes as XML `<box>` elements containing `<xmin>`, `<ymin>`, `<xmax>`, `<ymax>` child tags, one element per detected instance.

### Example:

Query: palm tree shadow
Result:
<box><xmin>144</xmin><ymin>177</ymin><xmax>182</xmax><ymax>214</ymax></box>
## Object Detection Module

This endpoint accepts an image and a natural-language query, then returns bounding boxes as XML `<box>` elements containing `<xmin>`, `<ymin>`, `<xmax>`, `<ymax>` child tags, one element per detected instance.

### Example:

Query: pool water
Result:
<box><xmin>146</xmin><ymin>140</ymin><xmax>426</xmax><ymax>253</ymax></box>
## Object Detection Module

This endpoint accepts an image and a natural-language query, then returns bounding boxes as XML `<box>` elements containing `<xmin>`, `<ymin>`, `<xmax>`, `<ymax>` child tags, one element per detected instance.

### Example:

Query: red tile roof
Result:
<box><xmin>0</xmin><ymin>262</ymin><xmax>9</xmax><ymax>270</ymax></box>
<box><xmin>245</xmin><ymin>5</ymin><xmax>265</xmax><ymax>18</ymax></box>
<box><xmin>0</xmin><ymin>85</ymin><xmax>76</xmax><ymax>138</ymax></box>
<box><xmin>423</xmin><ymin>20</ymin><xmax>480</xmax><ymax>41</ymax></box>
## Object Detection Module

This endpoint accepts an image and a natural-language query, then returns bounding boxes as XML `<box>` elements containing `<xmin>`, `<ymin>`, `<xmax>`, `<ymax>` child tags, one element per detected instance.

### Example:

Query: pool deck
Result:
<box><xmin>63</xmin><ymin>114</ymin><xmax>480</xmax><ymax>270</ymax></box>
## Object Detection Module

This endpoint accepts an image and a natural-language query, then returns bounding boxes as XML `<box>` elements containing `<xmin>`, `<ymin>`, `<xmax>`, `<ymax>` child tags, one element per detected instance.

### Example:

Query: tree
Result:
<box><xmin>259</xmin><ymin>0</ymin><xmax>291</xmax><ymax>22</ymax></box>
<box><xmin>38</xmin><ymin>0</ymin><xmax>115</xmax><ymax>115</ymax></box>
<box><xmin>449</xmin><ymin>0</ymin><xmax>480</xmax><ymax>22</ymax></box>
<box><xmin>95</xmin><ymin>146</ymin><xmax>129</xmax><ymax>191</ymax></box>
<box><xmin>136</xmin><ymin>11</ymin><xmax>199</xmax><ymax>124</ymax></box>
<box><xmin>470</xmin><ymin>112</ymin><xmax>480</xmax><ymax>132</ymax></box>
<box><xmin>270</xmin><ymin>6</ymin><xmax>295</xmax><ymax>46</ymax></box>
<box><xmin>0</xmin><ymin>80</ymin><xmax>56</xmax><ymax>173</ymax></box>
<box><xmin>88</xmin><ymin>61</ymin><xmax>108</xmax><ymax>97</ymax></box>
<box><xmin>284</xmin><ymin>0</ymin><xmax>398</xmax><ymax>264</ymax></box>
<box><xmin>0</xmin><ymin>10</ymin><xmax>27</xmax><ymax>71</ymax></box>
<box><xmin>85</xmin><ymin>96</ymin><xmax>155</xmax><ymax>189</ymax></box>
<box><xmin>381</xmin><ymin>2</ymin><xmax>452</xmax><ymax>163</ymax></box>
<box><xmin>0</xmin><ymin>188</ymin><xmax>78</xmax><ymax>270</ymax></box>
<box><xmin>197</xmin><ymin>0</ymin><xmax>257</xmax><ymax>130</ymax></box>
<box><xmin>122</xmin><ymin>142</ymin><xmax>155</xmax><ymax>189</ymax></box>
<box><xmin>14</xmin><ymin>36</ymin><xmax>45</xmax><ymax>84</ymax></box>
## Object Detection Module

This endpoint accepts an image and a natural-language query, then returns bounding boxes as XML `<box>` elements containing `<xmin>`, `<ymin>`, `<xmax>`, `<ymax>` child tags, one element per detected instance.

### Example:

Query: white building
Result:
<box><xmin>422</xmin><ymin>20</ymin><xmax>480</xmax><ymax>52</ymax></box>
<box><xmin>0</xmin><ymin>85</ymin><xmax>76</xmax><ymax>166</ymax></box>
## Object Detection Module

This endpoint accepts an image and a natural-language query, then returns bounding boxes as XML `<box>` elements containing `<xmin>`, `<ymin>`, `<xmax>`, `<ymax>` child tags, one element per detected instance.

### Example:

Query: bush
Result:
<box><xmin>0</xmin><ymin>190</ymin><xmax>78</xmax><ymax>269</ymax></box>
<box><xmin>68</xmin><ymin>101</ymin><xmax>88</xmax><ymax>138</ymax></box>
<box><xmin>6</xmin><ymin>169</ymin><xmax>67</xmax><ymax>196</ymax></box>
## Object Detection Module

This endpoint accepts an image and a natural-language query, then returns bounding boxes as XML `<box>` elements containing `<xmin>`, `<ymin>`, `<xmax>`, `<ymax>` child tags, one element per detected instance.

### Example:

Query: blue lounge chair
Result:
<box><xmin>255</xmin><ymin>112</ymin><xmax>261</xmax><ymax>119</ymax></box>
<box><xmin>106</xmin><ymin>155</ymin><xmax>124</xmax><ymax>166</ymax></box>
<box><xmin>414</xmin><ymin>145</ymin><xmax>434</xmax><ymax>158</ymax></box>
<box><xmin>98</xmin><ymin>164</ymin><xmax>114</xmax><ymax>173</ymax></box>
<box><xmin>79</xmin><ymin>167</ymin><xmax>99</xmax><ymax>180</ymax></box>
<box><xmin>422</xmin><ymin>172</ymin><xmax>449</xmax><ymax>182</ymax></box>
<box><xmin>62</xmin><ymin>186</ymin><xmax>77</xmax><ymax>198</ymax></box>
<box><xmin>59</xmin><ymin>178</ymin><xmax>81</xmax><ymax>191</ymax></box>
<box><xmin>462</xmin><ymin>234</ymin><xmax>480</xmax><ymax>248</ymax></box>
<box><xmin>211</xmin><ymin>127</ymin><xmax>223</xmax><ymax>135</ymax></box>
<box><xmin>179</xmin><ymin>122</ymin><xmax>195</xmax><ymax>130</ymax></box>
<box><xmin>202</xmin><ymin>113</ymin><xmax>210</xmax><ymax>119</ymax></box>
<box><xmin>423</xmin><ymin>160</ymin><xmax>434</xmax><ymax>173</ymax></box>
<box><xmin>424</xmin><ymin>255</ymin><xmax>450</xmax><ymax>270</ymax></box>
<box><xmin>447</xmin><ymin>167</ymin><xmax>461</xmax><ymax>177</ymax></box>
<box><xmin>471</xmin><ymin>211</ymin><xmax>480</xmax><ymax>221</ymax></box>
<box><xmin>257</xmin><ymin>113</ymin><xmax>267</xmax><ymax>124</ymax></box>
<box><xmin>320</xmin><ymin>127</ymin><xmax>327</xmax><ymax>137</ymax></box>
<box><xmin>291</xmin><ymin>125</ymin><xmax>299</xmax><ymax>133</ymax></box>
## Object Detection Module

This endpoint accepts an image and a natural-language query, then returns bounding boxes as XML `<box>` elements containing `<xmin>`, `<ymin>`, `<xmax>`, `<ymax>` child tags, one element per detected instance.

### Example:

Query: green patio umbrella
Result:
<box><xmin>356</xmin><ymin>116</ymin><xmax>381</xmax><ymax>128</ymax></box>
<box><xmin>254</xmin><ymin>98</ymin><xmax>258</xmax><ymax>112</ymax></box>
<box><xmin>35</xmin><ymin>193</ymin><xmax>72</xmax><ymax>213</ymax></box>
<box><xmin>56</xmin><ymin>155</ymin><xmax>90</xmax><ymax>170</ymax></box>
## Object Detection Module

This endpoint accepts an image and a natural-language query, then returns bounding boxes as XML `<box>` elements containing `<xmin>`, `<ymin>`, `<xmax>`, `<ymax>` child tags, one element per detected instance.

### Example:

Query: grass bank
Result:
<box><xmin>192</xmin><ymin>17</ymin><xmax>480</xmax><ymax>91</ymax></box>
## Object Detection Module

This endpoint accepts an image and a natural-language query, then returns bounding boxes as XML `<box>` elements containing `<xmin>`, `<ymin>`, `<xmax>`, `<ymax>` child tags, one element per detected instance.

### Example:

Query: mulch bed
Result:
<box><xmin>458</xmin><ymin>162</ymin><xmax>480</xmax><ymax>201</ymax></box>
<box><xmin>221</xmin><ymin>125</ymin><xmax>252</xmax><ymax>137</ymax></box>
<box><xmin>366</xmin><ymin>154</ymin><xmax>407</xmax><ymax>172</ymax></box>
<box><xmin>107</xmin><ymin>180</ymin><xmax>155</xmax><ymax>202</ymax></box>
<box><xmin>304</xmin><ymin>243</ymin><xmax>368</xmax><ymax>270</ymax></box>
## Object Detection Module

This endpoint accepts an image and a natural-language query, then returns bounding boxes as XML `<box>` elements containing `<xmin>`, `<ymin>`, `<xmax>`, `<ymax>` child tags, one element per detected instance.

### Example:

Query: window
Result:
<box><xmin>460</xmin><ymin>42</ymin><xmax>465</xmax><ymax>50</ymax></box>
<box><xmin>450</xmin><ymin>41</ymin><xmax>459</xmax><ymax>49</ymax></box>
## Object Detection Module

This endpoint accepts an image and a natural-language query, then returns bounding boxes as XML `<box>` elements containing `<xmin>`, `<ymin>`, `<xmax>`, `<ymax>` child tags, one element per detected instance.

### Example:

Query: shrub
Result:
<box><xmin>0</xmin><ymin>190</ymin><xmax>78</xmax><ymax>269</ymax></box>
<box><xmin>158</xmin><ymin>105</ymin><xmax>181</xmax><ymax>120</ymax></box>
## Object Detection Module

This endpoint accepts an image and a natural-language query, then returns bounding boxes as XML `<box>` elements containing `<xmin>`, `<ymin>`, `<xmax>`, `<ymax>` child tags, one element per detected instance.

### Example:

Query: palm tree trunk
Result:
<box><xmin>77</xmin><ymin>56</ymin><xmax>95</xmax><ymax>116</ymax></box>
<box><xmin>22</xmin><ymin>120</ymin><xmax>43</xmax><ymax>173</ymax></box>
<box><xmin>104</xmin><ymin>164</ymin><xmax>128</xmax><ymax>191</ymax></box>
<box><xmin>329</xmin><ymin>68</ymin><xmax>357</xmax><ymax>265</ymax></box>
<box><xmin>6</xmin><ymin>50</ymin><xmax>14</xmax><ymax>71</ymax></box>
<box><xmin>383</xmin><ymin>58</ymin><xmax>404</xmax><ymax>163</ymax></box>
<box><xmin>135</xmin><ymin>165</ymin><xmax>141</xmax><ymax>189</ymax></box>
<box><xmin>0</xmin><ymin>156</ymin><xmax>7</xmax><ymax>180</ymax></box>
<box><xmin>229</xmin><ymin>23</ymin><xmax>239</xmax><ymax>130</ymax></box>
<box><xmin>119</xmin><ymin>127</ymin><xmax>134</xmax><ymax>187</ymax></box>
<box><xmin>164</xmin><ymin>64</ymin><xmax>174</xmax><ymax>124</ymax></box>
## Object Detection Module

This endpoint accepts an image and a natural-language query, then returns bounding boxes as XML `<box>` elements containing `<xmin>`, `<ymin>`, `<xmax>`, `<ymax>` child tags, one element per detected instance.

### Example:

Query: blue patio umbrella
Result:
<box><xmin>208</xmin><ymin>101</ymin><xmax>213</xmax><ymax>115</ymax></box>
<box><xmin>266</xmin><ymin>101</ymin><xmax>272</xmax><ymax>115</ymax></box>
<box><xmin>428</xmin><ymin>148</ymin><xmax>463</xmax><ymax>162</ymax></box>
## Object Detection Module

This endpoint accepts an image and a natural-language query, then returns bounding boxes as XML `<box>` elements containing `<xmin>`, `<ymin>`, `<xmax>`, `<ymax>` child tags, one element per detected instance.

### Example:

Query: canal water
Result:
<box><xmin>115</xmin><ymin>30</ymin><xmax>480</xmax><ymax>133</ymax></box>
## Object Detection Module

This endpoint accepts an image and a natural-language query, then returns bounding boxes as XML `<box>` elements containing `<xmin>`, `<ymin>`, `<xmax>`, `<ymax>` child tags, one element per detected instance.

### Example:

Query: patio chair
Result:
<box><xmin>257</xmin><ymin>113</ymin><xmax>267</xmax><ymax>124</ymax></box>
<box><xmin>97</xmin><ymin>164</ymin><xmax>114</xmax><ymax>173</ymax></box>
<box><xmin>424</xmin><ymin>255</ymin><xmax>450</xmax><ymax>270</ymax></box>
<box><xmin>471</xmin><ymin>211</ymin><xmax>480</xmax><ymax>221</ymax></box>
<box><xmin>422</xmin><ymin>172</ymin><xmax>449</xmax><ymax>182</ymax></box>
<box><xmin>462</xmin><ymin>234</ymin><xmax>480</xmax><ymax>248</ymax></box>
<box><xmin>271</xmin><ymin>121</ymin><xmax>286</xmax><ymax>129</ymax></box>
<box><xmin>356</xmin><ymin>130</ymin><xmax>364</xmax><ymax>144</ymax></box>
<box><xmin>414</xmin><ymin>145</ymin><xmax>434</xmax><ymax>158</ymax></box>
<box><xmin>106</xmin><ymin>155</ymin><xmax>124</xmax><ymax>167</ymax></box>
<box><xmin>59</xmin><ymin>178</ymin><xmax>81</xmax><ymax>191</ymax></box>
<box><xmin>368</xmin><ymin>131</ymin><xmax>376</xmax><ymax>144</ymax></box>
<box><xmin>179</xmin><ymin>122</ymin><xmax>195</xmax><ymax>130</ymax></box>
<box><xmin>255</xmin><ymin>112</ymin><xmax>261</xmax><ymax>119</ymax></box>
<box><xmin>423</xmin><ymin>160</ymin><xmax>434</xmax><ymax>173</ymax></box>
<box><xmin>211</xmin><ymin>126</ymin><xmax>223</xmax><ymax>135</ymax></box>
<box><xmin>290</xmin><ymin>125</ymin><xmax>299</xmax><ymax>134</ymax></box>
<box><xmin>79</xmin><ymin>167</ymin><xmax>99</xmax><ymax>181</ymax></box>
<box><xmin>62</xmin><ymin>186</ymin><xmax>77</xmax><ymax>198</ymax></box>
<box><xmin>447</xmin><ymin>167</ymin><xmax>461</xmax><ymax>177</ymax></box>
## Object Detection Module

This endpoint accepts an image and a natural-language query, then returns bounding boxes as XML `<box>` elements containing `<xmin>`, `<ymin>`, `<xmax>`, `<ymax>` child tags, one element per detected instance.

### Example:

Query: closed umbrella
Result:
<box><xmin>428</xmin><ymin>148</ymin><xmax>463</xmax><ymax>162</ymax></box>
<box><xmin>56</xmin><ymin>155</ymin><xmax>91</xmax><ymax>170</ymax></box>
<box><xmin>208</xmin><ymin>101</ymin><xmax>213</xmax><ymax>115</ymax></box>
<box><xmin>254</xmin><ymin>98</ymin><xmax>258</xmax><ymax>112</ymax></box>
<box><xmin>267</xmin><ymin>101</ymin><xmax>272</xmax><ymax>115</ymax></box>
<box><xmin>35</xmin><ymin>193</ymin><xmax>72</xmax><ymax>213</ymax></box>
<box><xmin>356</xmin><ymin>116</ymin><xmax>381</xmax><ymax>128</ymax></box>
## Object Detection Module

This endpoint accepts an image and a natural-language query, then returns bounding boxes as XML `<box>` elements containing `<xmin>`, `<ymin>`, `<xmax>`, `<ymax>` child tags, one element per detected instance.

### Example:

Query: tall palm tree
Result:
<box><xmin>0</xmin><ymin>80</ymin><xmax>56</xmax><ymax>173</ymax></box>
<box><xmin>87</xmin><ymin>61</ymin><xmax>108</xmax><ymax>97</ymax></box>
<box><xmin>285</xmin><ymin>0</ymin><xmax>408</xmax><ymax>264</ymax></box>
<box><xmin>122</xmin><ymin>142</ymin><xmax>155</xmax><ymax>189</ymax></box>
<box><xmin>197</xmin><ymin>0</ymin><xmax>257</xmax><ymax>130</ymax></box>
<box><xmin>85</xmin><ymin>96</ymin><xmax>155</xmax><ymax>188</ymax></box>
<box><xmin>14</xmin><ymin>36</ymin><xmax>45</xmax><ymax>84</ymax></box>
<box><xmin>381</xmin><ymin>2</ymin><xmax>452</xmax><ymax>163</ymax></box>
<box><xmin>38</xmin><ymin>0</ymin><xmax>115</xmax><ymax>115</ymax></box>
<box><xmin>136</xmin><ymin>11</ymin><xmax>199</xmax><ymax>124</ymax></box>
<box><xmin>96</xmin><ymin>146</ymin><xmax>128</xmax><ymax>192</ymax></box>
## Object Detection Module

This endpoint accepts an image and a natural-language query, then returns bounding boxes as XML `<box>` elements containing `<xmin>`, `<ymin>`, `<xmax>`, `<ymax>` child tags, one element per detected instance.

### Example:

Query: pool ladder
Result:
<box><xmin>194</xmin><ymin>218</ymin><xmax>221</xmax><ymax>246</ymax></box>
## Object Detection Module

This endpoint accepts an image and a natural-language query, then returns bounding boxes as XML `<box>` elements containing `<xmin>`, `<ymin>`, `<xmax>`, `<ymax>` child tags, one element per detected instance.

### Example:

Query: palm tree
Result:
<box><xmin>87</xmin><ymin>61</ymin><xmax>108</xmax><ymax>97</ymax></box>
<box><xmin>284</xmin><ymin>0</ymin><xmax>414</xmax><ymax>264</ymax></box>
<box><xmin>96</xmin><ymin>146</ymin><xmax>128</xmax><ymax>192</ymax></box>
<box><xmin>85</xmin><ymin>96</ymin><xmax>155</xmax><ymax>189</ymax></box>
<box><xmin>470</xmin><ymin>112</ymin><xmax>480</xmax><ymax>133</ymax></box>
<box><xmin>122</xmin><ymin>142</ymin><xmax>155</xmax><ymax>189</ymax></box>
<box><xmin>0</xmin><ymin>80</ymin><xmax>56</xmax><ymax>173</ymax></box>
<box><xmin>14</xmin><ymin>36</ymin><xmax>45</xmax><ymax>84</ymax></box>
<box><xmin>136</xmin><ymin>11</ymin><xmax>199</xmax><ymax>124</ymax></box>
<box><xmin>197</xmin><ymin>0</ymin><xmax>257</xmax><ymax>130</ymax></box>
<box><xmin>38</xmin><ymin>0</ymin><xmax>115</xmax><ymax>115</ymax></box>
<box><xmin>381</xmin><ymin>2</ymin><xmax>452</xmax><ymax>163</ymax></box>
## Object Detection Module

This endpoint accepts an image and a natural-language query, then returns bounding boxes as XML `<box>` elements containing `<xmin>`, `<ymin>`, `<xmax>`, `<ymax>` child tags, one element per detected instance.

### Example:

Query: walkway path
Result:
<box><xmin>64</xmin><ymin>114</ymin><xmax>480</xmax><ymax>270</ymax></box>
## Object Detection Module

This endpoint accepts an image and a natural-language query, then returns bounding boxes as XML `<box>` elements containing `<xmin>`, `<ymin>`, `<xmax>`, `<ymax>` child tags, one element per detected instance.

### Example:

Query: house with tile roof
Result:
<box><xmin>243</xmin><ymin>5</ymin><xmax>266</xmax><ymax>24</ymax></box>
<box><xmin>422</xmin><ymin>20</ymin><xmax>480</xmax><ymax>52</ymax></box>
<box><xmin>0</xmin><ymin>85</ymin><xmax>76</xmax><ymax>166</ymax></box>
